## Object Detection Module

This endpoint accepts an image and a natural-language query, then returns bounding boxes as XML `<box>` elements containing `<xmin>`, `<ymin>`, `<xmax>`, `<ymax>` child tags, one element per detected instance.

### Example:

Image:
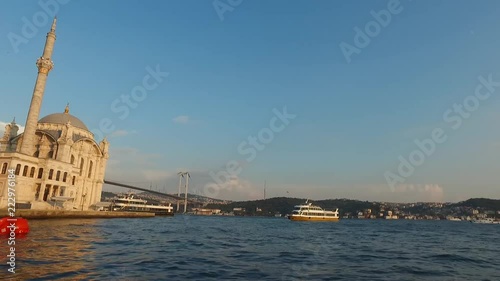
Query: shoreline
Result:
<box><xmin>0</xmin><ymin>210</ymin><xmax>155</xmax><ymax>219</ymax></box>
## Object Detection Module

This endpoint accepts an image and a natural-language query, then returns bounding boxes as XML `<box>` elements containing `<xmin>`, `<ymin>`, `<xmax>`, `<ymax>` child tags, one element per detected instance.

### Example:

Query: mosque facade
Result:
<box><xmin>0</xmin><ymin>19</ymin><xmax>109</xmax><ymax>211</ymax></box>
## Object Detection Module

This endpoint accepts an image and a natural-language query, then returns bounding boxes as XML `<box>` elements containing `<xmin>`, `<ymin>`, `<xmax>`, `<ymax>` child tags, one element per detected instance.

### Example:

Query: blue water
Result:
<box><xmin>1</xmin><ymin>216</ymin><xmax>499</xmax><ymax>280</ymax></box>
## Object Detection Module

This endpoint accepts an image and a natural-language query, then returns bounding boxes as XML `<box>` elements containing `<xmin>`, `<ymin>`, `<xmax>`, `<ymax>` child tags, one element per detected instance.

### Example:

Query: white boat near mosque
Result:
<box><xmin>111</xmin><ymin>193</ymin><xmax>174</xmax><ymax>216</ymax></box>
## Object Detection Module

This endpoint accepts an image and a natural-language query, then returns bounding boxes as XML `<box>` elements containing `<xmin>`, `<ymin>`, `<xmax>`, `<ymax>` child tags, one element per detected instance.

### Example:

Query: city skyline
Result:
<box><xmin>2</xmin><ymin>1</ymin><xmax>500</xmax><ymax>202</ymax></box>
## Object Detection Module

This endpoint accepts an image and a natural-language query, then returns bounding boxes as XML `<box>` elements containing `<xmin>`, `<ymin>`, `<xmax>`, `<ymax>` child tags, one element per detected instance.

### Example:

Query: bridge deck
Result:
<box><xmin>104</xmin><ymin>180</ymin><xmax>197</xmax><ymax>203</ymax></box>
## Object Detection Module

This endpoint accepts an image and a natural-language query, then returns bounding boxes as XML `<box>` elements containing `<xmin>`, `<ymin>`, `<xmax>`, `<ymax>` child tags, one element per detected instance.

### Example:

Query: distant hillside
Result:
<box><xmin>317</xmin><ymin>199</ymin><xmax>377</xmax><ymax>215</ymax></box>
<box><xmin>101</xmin><ymin>191</ymin><xmax>116</xmax><ymax>200</ymax></box>
<box><xmin>100</xmin><ymin>191</ymin><xmax>500</xmax><ymax>216</ymax></box>
<box><xmin>453</xmin><ymin>198</ymin><xmax>500</xmax><ymax>211</ymax></box>
<box><xmin>205</xmin><ymin>197</ymin><xmax>304</xmax><ymax>215</ymax></box>
<box><xmin>205</xmin><ymin>197</ymin><xmax>376</xmax><ymax>216</ymax></box>
<box><xmin>205</xmin><ymin>197</ymin><xmax>500</xmax><ymax>217</ymax></box>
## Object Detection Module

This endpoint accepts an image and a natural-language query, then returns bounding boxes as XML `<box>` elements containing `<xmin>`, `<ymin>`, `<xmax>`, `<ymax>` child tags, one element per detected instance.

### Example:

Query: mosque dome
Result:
<box><xmin>38</xmin><ymin>105</ymin><xmax>89</xmax><ymax>131</ymax></box>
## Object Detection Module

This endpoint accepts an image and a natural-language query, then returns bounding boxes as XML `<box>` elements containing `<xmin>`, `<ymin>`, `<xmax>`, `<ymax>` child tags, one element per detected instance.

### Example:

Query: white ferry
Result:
<box><xmin>288</xmin><ymin>201</ymin><xmax>340</xmax><ymax>222</ymax></box>
<box><xmin>111</xmin><ymin>193</ymin><xmax>174</xmax><ymax>216</ymax></box>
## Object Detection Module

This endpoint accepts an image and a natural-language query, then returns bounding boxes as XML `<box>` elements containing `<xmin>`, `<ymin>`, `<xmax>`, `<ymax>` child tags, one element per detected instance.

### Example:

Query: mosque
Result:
<box><xmin>0</xmin><ymin>19</ymin><xmax>109</xmax><ymax>211</ymax></box>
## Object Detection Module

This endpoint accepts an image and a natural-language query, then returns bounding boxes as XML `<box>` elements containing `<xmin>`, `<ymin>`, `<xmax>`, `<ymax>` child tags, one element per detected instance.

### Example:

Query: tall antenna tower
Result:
<box><xmin>264</xmin><ymin>181</ymin><xmax>266</xmax><ymax>200</ymax></box>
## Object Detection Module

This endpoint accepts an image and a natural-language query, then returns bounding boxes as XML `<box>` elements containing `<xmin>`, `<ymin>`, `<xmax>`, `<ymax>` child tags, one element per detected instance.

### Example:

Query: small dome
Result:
<box><xmin>39</xmin><ymin>112</ymin><xmax>89</xmax><ymax>131</ymax></box>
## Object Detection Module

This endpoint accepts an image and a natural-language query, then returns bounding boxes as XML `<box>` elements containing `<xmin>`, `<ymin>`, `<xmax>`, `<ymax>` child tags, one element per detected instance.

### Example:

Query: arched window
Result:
<box><xmin>48</xmin><ymin>169</ymin><xmax>54</xmax><ymax>180</ymax></box>
<box><xmin>71</xmin><ymin>155</ymin><xmax>75</xmax><ymax>164</ymax></box>
<box><xmin>63</xmin><ymin>172</ymin><xmax>68</xmax><ymax>182</ymax></box>
<box><xmin>1</xmin><ymin>163</ymin><xmax>7</xmax><ymax>174</ymax></box>
<box><xmin>56</xmin><ymin>171</ymin><xmax>61</xmax><ymax>181</ymax></box>
<box><xmin>15</xmin><ymin>164</ymin><xmax>21</xmax><ymax>175</ymax></box>
<box><xmin>79</xmin><ymin>159</ymin><xmax>84</xmax><ymax>176</ymax></box>
<box><xmin>48</xmin><ymin>151</ymin><xmax>54</xmax><ymax>159</ymax></box>
<box><xmin>30</xmin><ymin>167</ymin><xmax>35</xmax><ymax>177</ymax></box>
<box><xmin>22</xmin><ymin>165</ymin><xmax>28</xmax><ymax>176</ymax></box>
<box><xmin>72</xmin><ymin>176</ymin><xmax>76</xmax><ymax>185</ymax></box>
<box><xmin>88</xmin><ymin>161</ymin><xmax>93</xmax><ymax>178</ymax></box>
<box><xmin>37</xmin><ymin>168</ymin><xmax>44</xmax><ymax>179</ymax></box>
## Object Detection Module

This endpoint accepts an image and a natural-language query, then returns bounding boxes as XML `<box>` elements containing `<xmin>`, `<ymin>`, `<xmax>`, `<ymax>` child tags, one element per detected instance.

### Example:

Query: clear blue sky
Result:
<box><xmin>2</xmin><ymin>0</ymin><xmax>500</xmax><ymax>202</ymax></box>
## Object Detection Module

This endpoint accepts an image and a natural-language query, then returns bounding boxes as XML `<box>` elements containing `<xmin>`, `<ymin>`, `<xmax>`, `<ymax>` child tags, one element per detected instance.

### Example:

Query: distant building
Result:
<box><xmin>385</xmin><ymin>210</ymin><xmax>398</xmax><ymax>219</ymax></box>
<box><xmin>0</xmin><ymin>19</ymin><xmax>109</xmax><ymax>211</ymax></box>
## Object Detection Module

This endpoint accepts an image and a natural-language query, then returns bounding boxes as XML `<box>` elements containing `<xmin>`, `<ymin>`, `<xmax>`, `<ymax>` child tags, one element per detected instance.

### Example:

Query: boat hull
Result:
<box><xmin>288</xmin><ymin>215</ymin><xmax>339</xmax><ymax>222</ymax></box>
<box><xmin>113</xmin><ymin>208</ymin><xmax>174</xmax><ymax>216</ymax></box>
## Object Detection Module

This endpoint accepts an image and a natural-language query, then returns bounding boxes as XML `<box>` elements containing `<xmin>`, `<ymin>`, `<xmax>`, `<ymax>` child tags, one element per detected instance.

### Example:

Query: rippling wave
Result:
<box><xmin>1</xmin><ymin>217</ymin><xmax>499</xmax><ymax>280</ymax></box>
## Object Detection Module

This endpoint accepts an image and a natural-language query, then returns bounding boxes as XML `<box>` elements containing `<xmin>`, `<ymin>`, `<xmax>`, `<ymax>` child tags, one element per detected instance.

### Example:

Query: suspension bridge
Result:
<box><xmin>104</xmin><ymin>179</ymin><xmax>202</xmax><ymax>212</ymax></box>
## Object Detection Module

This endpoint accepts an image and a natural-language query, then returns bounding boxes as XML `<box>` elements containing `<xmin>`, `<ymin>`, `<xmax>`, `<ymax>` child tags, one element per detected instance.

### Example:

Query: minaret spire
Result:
<box><xmin>20</xmin><ymin>17</ymin><xmax>57</xmax><ymax>155</ymax></box>
<box><xmin>42</xmin><ymin>17</ymin><xmax>57</xmax><ymax>60</ymax></box>
<box><xmin>51</xmin><ymin>16</ymin><xmax>57</xmax><ymax>32</ymax></box>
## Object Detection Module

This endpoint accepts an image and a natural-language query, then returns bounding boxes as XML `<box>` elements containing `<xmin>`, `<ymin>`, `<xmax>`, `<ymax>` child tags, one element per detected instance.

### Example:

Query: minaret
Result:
<box><xmin>9</xmin><ymin>118</ymin><xmax>19</xmax><ymax>139</ymax></box>
<box><xmin>1</xmin><ymin>118</ymin><xmax>18</xmax><ymax>152</ymax></box>
<box><xmin>20</xmin><ymin>18</ymin><xmax>57</xmax><ymax>156</ymax></box>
